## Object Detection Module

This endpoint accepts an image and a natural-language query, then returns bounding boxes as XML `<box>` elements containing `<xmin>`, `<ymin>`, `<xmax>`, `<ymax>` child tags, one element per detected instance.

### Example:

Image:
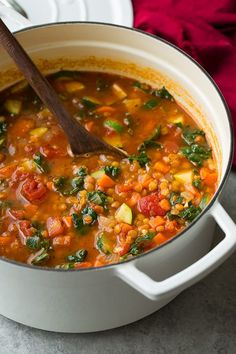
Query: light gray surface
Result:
<box><xmin>0</xmin><ymin>171</ymin><xmax>235</xmax><ymax>354</ymax></box>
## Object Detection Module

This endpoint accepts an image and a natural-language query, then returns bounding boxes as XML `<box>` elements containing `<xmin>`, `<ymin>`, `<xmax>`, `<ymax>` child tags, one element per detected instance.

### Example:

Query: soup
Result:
<box><xmin>0</xmin><ymin>71</ymin><xmax>217</xmax><ymax>268</ymax></box>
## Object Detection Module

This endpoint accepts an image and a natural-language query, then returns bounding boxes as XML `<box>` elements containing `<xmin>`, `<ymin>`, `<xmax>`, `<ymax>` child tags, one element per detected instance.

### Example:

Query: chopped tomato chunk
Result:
<box><xmin>47</xmin><ymin>217</ymin><xmax>64</xmax><ymax>237</ymax></box>
<box><xmin>138</xmin><ymin>193</ymin><xmax>166</xmax><ymax>217</ymax></box>
<box><xmin>18</xmin><ymin>220</ymin><xmax>35</xmax><ymax>237</ymax></box>
<box><xmin>21</xmin><ymin>177</ymin><xmax>47</xmax><ymax>203</ymax></box>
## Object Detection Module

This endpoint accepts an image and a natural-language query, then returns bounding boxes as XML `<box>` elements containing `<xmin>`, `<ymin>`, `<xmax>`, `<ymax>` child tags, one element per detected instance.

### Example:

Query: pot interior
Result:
<box><xmin>0</xmin><ymin>22</ymin><xmax>232</xmax><ymax>185</ymax></box>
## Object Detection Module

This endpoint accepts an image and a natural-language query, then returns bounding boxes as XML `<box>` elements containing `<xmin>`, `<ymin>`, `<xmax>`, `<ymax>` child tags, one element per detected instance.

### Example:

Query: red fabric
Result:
<box><xmin>132</xmin><ymin>0</ymin><xmax>236</xmax><ymax>166</ymax></box>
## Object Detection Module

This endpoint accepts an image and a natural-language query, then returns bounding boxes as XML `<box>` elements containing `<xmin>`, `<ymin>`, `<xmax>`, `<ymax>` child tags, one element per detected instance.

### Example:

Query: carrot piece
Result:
<box><xmin>159</xmin><ymin>198</ymin><xmax>171</xmax><ymax>211</ymax></box>
<box><xmin>126</xmin><ymin>192</ymin><xmax>141</xmax><ymax>207</ymax></box>
<box><xmin>153</xmin><ymin>233</ymin><xmax>168</xmax><ymax>245</ymax></box>
<box><xmin>153</xmin><ymin>161</ymin><xmax>170</xmax><ymax>174</ymax></box>
<box><xmin>200</xmin><ymin>168</ymin><xmax>217</xmax><ymax>187</ymax></box>
<box><xmin>0</xmin><ymin>236</ymin><xmax>13</xmax><ymax>245</ymax></box>
<box><xmin>46</xmin><ymin>217</ymin><xmax>64</xmax><ymax>237</ymax></box>
<box><xmin>74</xmin><ymin>262</ymin><xmax>92</xmax><ymax>269</ymax></box>
<box><xmin>53</xmin><ymin>235</ymin><xmax>71</xmax><ymax>247</ymax></box>
<box><xmin>98</xmin><ymin>174</ymin><xmax>115</xmax><ymax>188</ymax></box>
<box><xmin>0</xmin><ymin>164</ymin><xmax>17</xmax><ymax>178</ymax></box>
<box><xmin>200</xmin><ymin>167</ymin><xmax>209</xmax><ymax>180</ymax></box>
<box><xmin>62</xmin><ymin>216</ymin><xmax>72</xmax><ymax>228</ymax></box>
<box><xmin>149</xmin><ymin>216</ymin><xmax>165</xmax><ymax>228</ymax></box>
<box><xmin>204</xmin><ymin>173</ymin><xmax>217</xmax><ymax>187</ymax></box>
<box><xmin>95</xmin><ymin>106</ymin><xmax>116</xmax><ymax>115</ymax></box>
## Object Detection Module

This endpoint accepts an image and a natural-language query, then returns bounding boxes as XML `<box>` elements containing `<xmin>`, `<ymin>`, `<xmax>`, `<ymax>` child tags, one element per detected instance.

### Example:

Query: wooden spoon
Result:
<box><xmin>0</xmin><ymin>19</ymin><xmax>128</xmax><ymax>157</ymax></box>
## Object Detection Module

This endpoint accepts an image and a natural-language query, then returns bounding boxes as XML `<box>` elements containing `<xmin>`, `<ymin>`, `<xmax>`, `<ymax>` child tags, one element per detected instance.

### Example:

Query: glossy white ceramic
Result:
<box><xmin>0</xmin><ymin>22</ymin><xmax>235</xmax><ymax>333</ymax></box>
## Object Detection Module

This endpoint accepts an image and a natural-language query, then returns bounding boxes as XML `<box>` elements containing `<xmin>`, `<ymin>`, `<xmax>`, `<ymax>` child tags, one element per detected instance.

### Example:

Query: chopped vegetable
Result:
<box><xmin>143</xmin><ymin>98</ymin><xmax>159</xmax><ymax>110</ymax></box>
<box><xmin>182</xmin><ymin>127</ymin><xmax>205</xmax><ymax>145</ymax></box>
<box><xmin>0</xmin><ymin>117</ymin><xmax>7</xmax><ymax>136</ymax></box>
<box><xmin>138</xmin><ymin>193</ymin><xmax>166</xmax><ymax>217</ymax></box>
<box><xmin>81</xmin><ymin>207</ymin><xmax>97</xmax><ymax>224</ymax></box>
<box><xmin>174</xmin><ymin>171</ymin><xmax>193</xmax><ymax>184</ymax></box>
<box><xmin>4</xmin><ymin>99</ymin><xmax>22</xmax><ymax>115</ymax></box>
<box><xmin>133</xmin><ymin>81</ymin><xmax>150</xmax><ymax>93</ymax></box>
<box><xmin>199</xmin><ymin>194</ymin><xmax>209</xmax><ymax>210</ymax></box>
<box><xmin>76</xmin><ymin>166</ymin><xmax>88</xmax><ymax>177</ymax></box>
<box><xmin>31</xmin><ymin>249</ymin><xmax>49</xmax><ymax>265</ymax></box>
<box><xmin>138</xmin><ymin>125</ymin><xmax>162</xmax><ymax>152</ymax></box>
<box><xmin>30</xmin><ymin>127</ymin><xmax>48</xmax><ymax>137</ymax></box>
<box><xmin>129</xmin><ymin>231</ymin><xmax>156</xmax><ymax>255</ymax></box>
<box><xmin>192</xmin><ymin>178</ymin><xmax>202</xmax><ymax>190</ymax></box>
<box><xmin>129</xmin><ymin>151</ymin><xmax>150</xmax><ymax>167</ymax></box>
<box><xmin>67</xmin><ymin>249</ymin><xmax>88</xmax><ymax>262</ymax></box>
<box><xmin>104</xmin><ymin>165</ymin><xmax>120</xmax><ymax>178</ymax></box>
<box><xmin>123</xmin><ymin>98</ymin><xmax>142</xmax><ymax>113</ymax></box>
<box><xmin>179</xmin><ymin>203</ymin><xmax>202</xmax><ymax>222</ymax></box>
<box><xmin>26</xmin><ymin>235</ymin><xmax>41</xmax><ymax>250</ymax></box>
<box><xmin>181</xmin><ymin>144</ymin><xmax>212</xmax><ymax>167</ymax></box>
<box><xmin>33</xmin><ymin>152</ymin><xmax>49</xmax><ymax>173</ymax></box>
<box><xmin>169</xmin><ymin>192</ymin><xmax>184</xmax><ymax>206</ymax></box>
<box><xmin>115</xmin><ymin>203</ymin><xmax>132</xmax><ymax>224</ymax></box>
<box><xmin>112</xmin><ymin>83</ymin><xmax>127</xmax><ymax>99</ymax></box>
<box><xmin>151</xmin><ymin>86</ymin><xmax>173</xmax><ymax>100</ymax></box>
<box><xmin>64</xmin><ymin>81</ymin><xmax>85</xmax><ymax>93</ymax></box>
<box><xmin>82</xmin><ymin>96</ymin><xmax>101</xmax><ymax>110</ymax></box>
<box><xmin>87</xmin><ymin>191</ymin><xmax>108</xmax><ymax>207</ymax></box>
<box><xmin>103</xmin><ymin>119</ymin><xmax>124</xmax><ymax>133</ymax></box>
<box><xmin>97</xmin><ymin>174</ymin><xmax>115</xmax><ymax>188</ymax></box>
<box><xmin>91</xmin><ymin>169</ymin><xmax>105</xmax><ymax>180</ymax></box>
<box><xmin>96</xmin><ymin>232</ymin><xmax>113</xmax><ymax>255</ymax></box>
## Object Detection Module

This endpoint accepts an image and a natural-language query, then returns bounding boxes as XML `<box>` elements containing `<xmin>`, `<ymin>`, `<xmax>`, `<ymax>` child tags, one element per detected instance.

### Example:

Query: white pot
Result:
<box><xmin>0</xmin><ymin>12</ymin><xmax>235</xmax><ymax>333</ymax></box>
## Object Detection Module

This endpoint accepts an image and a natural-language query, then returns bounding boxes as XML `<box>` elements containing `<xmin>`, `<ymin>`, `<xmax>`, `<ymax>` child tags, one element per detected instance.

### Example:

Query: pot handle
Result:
<box><xmin>0</xmin><ymin>2</ymin><xmax>32</xmax><ymax>32</ymax></box>
<box><xmin>115</xmin><ymin>202</ymin><xmax>236</xmax><ymax>300</ymax></box>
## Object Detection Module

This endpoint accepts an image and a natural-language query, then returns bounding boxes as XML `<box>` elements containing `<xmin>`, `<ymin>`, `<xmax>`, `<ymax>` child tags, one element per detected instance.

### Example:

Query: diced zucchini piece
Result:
<box><xmin>115</xmin><ymin>203</ymin><xmax>132</xmax><ymax>225</ymax></box>
<box><xmin>174</xmin><ymin>170</ymin><xmax>193</xmax><ymax>184</ymax></box>
<box><xmin>0</xmin><ymin>137</ymin><xmax>5</xmax><ymax>147</ymax></box>
<box><xmin>168</xmin><ymin>114</ymin><xmax>185</xmax><ymax>125</ymax></box>
<box><xmin>10</xmin><ymin>80</ymin><xmax>28</xmax><ymax>94</ymax></box>
<box><xmin>30</xmin><ymin>127</ymin><xmax>48</xmax><ymax>137</ymax></box>
<box><xmin>199</xmin><ymin>194</ymin><xmax>209</xmax><ymax>210</ymax></box>
<box><xmin>91</xmin><ymin>169</ymin><xmax>105</xmax><ymax>180</ymax></box>
<box><xmin>103</xmin><ymin>119</ymin><xmax>124</xmax><ymax>133</ymax></box>
<box><xmin>103</xmin><ymin>134</ymin><xmax>123</xmax><ymax>148</ymax></box>
<box><xmin>82</xmin><ymin>96</ymin><xmax>102</xmax><ymax>107</ymax></box>
<box><xmin>123</xmin><ymin>98</ymin><xmax>142</xmax><ymax>114</ymax></box>
<box><xmin>4</xmin><ymin>99</ymin><xmax>22</xmax><ymax>115</ymax></box>
<box><xmin>96</xmin><ymin>232</ymin><xmax>113</xmax><ymax>255</ymax></box>
<box><xmin>112</xmin><ymin>83</ymin><xmax>127</xmax><ymax>100</ymax></box>
<box><xmin>64</xmin><ymin>81</ymin><xmax>85</xmax><ymax>93</ymax></box>
<box><xmin>37</xmin><ymin>108</ymin><xmax>51</xmax><ymax>119</ymax></box>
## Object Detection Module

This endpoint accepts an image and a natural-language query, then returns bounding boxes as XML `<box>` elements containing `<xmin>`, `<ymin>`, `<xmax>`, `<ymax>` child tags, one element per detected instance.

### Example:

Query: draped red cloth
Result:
<box><xmin>132</xmin><ymin>0</ymin><xmax>236</xmax><ymax>166</ymax></box>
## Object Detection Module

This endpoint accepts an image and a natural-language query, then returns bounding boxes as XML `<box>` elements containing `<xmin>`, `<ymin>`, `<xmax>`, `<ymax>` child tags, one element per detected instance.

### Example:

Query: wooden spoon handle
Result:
<box><xmin>0</xmin><ymin>19</ymin><xmax>119</xmax><ymax>155</ymax></box>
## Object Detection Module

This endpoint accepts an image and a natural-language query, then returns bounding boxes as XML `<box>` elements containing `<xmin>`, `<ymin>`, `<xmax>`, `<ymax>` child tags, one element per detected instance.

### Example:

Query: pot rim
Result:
<box><xmin>0</xmin><ymin>21</ymin><xmax>233</xmax><ymax>273</ymax></box>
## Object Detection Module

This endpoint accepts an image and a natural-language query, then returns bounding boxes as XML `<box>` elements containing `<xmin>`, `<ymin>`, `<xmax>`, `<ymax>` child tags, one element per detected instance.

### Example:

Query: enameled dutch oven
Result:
<box><xmin>0</xmin><ymin>10</ymin><xmax>235</xmax><ymax>332</ymax></box>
